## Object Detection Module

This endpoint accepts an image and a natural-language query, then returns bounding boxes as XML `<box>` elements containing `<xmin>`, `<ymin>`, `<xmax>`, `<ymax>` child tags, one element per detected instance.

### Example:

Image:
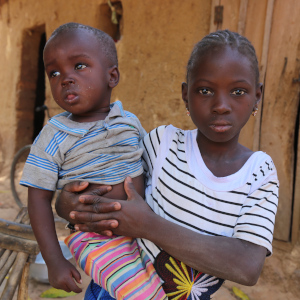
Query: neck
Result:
<box><xmin>196</xmin><ymin>130</ymin><xmax>253</xmax><ymax>177</ymax></box>
<box><xmin>69</xmin><ymin>106</ymin><xmax>111</xmax><ymax>123</ymax></box>
<box><xmin>196</xmin><ymin>131</ymin><xmax>241</xmax><ymax>161</ymax></box>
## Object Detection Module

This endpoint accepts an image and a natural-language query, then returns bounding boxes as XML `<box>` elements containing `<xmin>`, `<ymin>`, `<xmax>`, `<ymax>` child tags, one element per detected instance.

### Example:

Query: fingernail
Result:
<box><xmin>79</xmin><ymin>196</ymin><xmax>85</xmax><ymax>203</ymax></box>
<box><xmin>113</xmin><ymin>202</ymin><xmax>121</xmax><ymax>210</ymax></box>
<box><xmin>80</xmin><ymin>181</ymin><xmax>87</xmax><ymax>185</ymax></box>
<box><xmin>75</xmin><ymin>225</ymin><xmax>79</xmax><ymax>231</ymax></box>
<box><xmin>126</xmin><ymin>176</ymin><xmax>132</xmax><ymax>183</ymax></box>
<box><xmin>70</xmin><ymin>212</ymin><xmax>75</xmax><ymax>219</ymax></box>
<box><xmin>79</xmin><ymin>279</ymin><xmax>83</xmax><ymax>284</ymax></box>
<box><xmin>111</xmin><ymin>221</ymin><xmax>118</xmax><ymax>228</ymax></box>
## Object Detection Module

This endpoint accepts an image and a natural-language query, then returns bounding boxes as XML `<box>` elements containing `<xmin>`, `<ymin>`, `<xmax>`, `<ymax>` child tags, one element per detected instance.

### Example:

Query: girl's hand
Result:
<box><xmin>55</xmin><ymin>181</ymin><xmax>112</xmax><ymax>223</ymax></box>
<box><xmin>70</xmin><ymin>177</ymin><xmax>154</xmax><ymax>238</ymax></box>
<box><xmin>47</xmin><ymin>257</ymin><xmax>82</xmax><ymax>293</ymax></box>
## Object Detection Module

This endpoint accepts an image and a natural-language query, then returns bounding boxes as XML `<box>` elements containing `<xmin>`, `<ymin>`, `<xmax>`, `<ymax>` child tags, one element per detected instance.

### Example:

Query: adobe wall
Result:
<box><xmin>0</xmin><ymin>0</ymin><xmax>210</xmax><ymax>171</ymax></box>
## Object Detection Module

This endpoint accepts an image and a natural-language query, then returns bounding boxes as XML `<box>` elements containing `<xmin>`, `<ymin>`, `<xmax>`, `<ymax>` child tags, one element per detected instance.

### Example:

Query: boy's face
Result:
<box><xmin>44</xmin><ymin>29</ymin><xmax>119</xmax><ymax>122</ymax></box>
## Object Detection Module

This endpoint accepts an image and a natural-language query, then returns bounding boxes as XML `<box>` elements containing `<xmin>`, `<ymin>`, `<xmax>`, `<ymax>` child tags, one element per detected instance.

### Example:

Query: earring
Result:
<box><xmin>252</xmin><ymin>107</ymin><xmax>258</xmax><ymax>117</ymax></box>
<box><xmin>186</xmin><ymin>108</ymin><xmax>190</xmax><ymax>117</ymax></box>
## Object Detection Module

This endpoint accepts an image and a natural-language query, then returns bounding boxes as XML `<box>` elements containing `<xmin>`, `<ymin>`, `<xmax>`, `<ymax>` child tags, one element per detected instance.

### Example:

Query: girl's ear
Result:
<box><xmin>108</xmin><ymin>66</ymin><xmax>120</xmax><ymax>88</ymax></box>
<box><xmin>255</xmin><ymin>83</ymin><xmax>263</xmax><ymax>107</ymax></box>
<box><xmin>182</xmin><ymin>82</ymin><xmax>188</xmax><ymax>108</ymax></box>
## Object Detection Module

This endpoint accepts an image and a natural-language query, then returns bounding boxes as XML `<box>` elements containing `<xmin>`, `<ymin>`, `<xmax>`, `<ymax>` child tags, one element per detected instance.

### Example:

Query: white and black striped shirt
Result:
<box><xmin>137</xmin><ymin>125</ymin><xmax>279</xmax><ymax>261</ymax></box>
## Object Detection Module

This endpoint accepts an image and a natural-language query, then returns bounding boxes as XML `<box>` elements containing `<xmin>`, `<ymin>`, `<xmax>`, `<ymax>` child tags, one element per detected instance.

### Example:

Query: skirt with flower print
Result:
<box><xmin>154</xmin><ymin>251</ymin><xmax>224</xmax><ymax>300</ymax></box>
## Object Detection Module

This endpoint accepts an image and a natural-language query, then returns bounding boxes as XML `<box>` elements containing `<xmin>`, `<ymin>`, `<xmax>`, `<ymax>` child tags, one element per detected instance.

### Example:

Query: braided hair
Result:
<box><xmin>186</xmin><ymin>30</ymin><xmax>259</xmax><ymax>85</ymax></box>
<box><xmin>46</xmin><ymin>22</ymin><xmax>118</xmax><ymax>67</ymax></box>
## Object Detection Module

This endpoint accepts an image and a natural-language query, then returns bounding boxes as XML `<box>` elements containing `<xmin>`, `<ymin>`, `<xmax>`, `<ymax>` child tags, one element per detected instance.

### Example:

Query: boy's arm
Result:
<box><xmin>28</xmin><ymin>187</ymin><xmax>82</xmax><ymax>293</ymax></box>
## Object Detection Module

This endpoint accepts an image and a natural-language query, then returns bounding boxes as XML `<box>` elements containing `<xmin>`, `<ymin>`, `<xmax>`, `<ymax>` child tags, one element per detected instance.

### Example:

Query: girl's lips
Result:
<box><xmin>209</xmin><ymin>124</ymin><xmax>232</xmax><ymax>133</ymax></box>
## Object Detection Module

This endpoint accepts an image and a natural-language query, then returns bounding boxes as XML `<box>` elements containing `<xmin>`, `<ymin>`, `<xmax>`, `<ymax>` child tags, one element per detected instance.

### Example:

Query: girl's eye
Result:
<box><xmin>232</xmin><ymin>89</ymin><xmax>245</xmax><ymax>96</ymax></box>
<box><xmin>50</xmin><ymin>71</ymin><xmax>60</xmax><ymax>78</ymax></box>
<box><xmin>199</xmin><ymin>88</ymin><xmax>213</xmax><ymax>95</ymax></box>
<box><xmin>75</xmin><ymin>64</ymin><xmax>87</xmax><ymax>70</ymax></box>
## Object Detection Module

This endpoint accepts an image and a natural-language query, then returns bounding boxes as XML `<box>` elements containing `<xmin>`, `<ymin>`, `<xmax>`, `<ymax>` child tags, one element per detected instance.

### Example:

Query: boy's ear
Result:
<box><xmin>108</xmin><ymin>66</ymin><xmax>120</xmax><ymax>88</ymax></box>
<box><xmin>255</xmin><ymin>83</ymin><xmax>263</xmax><ymax>106</ymax></box>
<box><xmin>182</xmin><ymin>82</ymin><xmax>188</xmax><ymax>108</ymax></box>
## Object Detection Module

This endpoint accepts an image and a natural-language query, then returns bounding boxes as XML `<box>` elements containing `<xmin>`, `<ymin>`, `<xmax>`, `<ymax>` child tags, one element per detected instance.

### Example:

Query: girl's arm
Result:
<box><xmin>28</xmin><ymin>187</ymin><xmax>82</xmax><ymax>293</ymax></box>
<box><xmin>69</xmin><ymin>177</ymin><xmax>267</xmax><ymax>286</ymax></box>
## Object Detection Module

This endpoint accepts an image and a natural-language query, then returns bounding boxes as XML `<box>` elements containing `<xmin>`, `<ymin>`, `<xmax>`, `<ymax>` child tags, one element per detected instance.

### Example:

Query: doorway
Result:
<box><xmin>15</xmin><ymin>25</ymin><xmax>46</xmax><ymax>152</ymax></box>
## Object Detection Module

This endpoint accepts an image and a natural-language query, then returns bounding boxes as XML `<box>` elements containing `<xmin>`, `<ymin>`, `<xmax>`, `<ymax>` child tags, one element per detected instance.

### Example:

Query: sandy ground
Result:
<box><xmin>0</xmin><ymin>166</ymin><xmax>299</xmax><ymax>300</ymax></box>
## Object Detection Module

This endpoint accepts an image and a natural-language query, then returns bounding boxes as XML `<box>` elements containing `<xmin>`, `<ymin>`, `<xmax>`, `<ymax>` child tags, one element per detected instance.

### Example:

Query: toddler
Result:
<box><xmin>21</xmin><ymin>22</ymin><xmax>166</xmax><ymax>299</ymax></box>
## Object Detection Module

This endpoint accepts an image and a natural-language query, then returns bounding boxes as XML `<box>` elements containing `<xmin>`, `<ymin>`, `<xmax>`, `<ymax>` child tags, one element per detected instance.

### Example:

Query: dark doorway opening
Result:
<box><xmin>15</xmin><ymin>25</ymin><xmax>46</xmax><ymax>152</ymax></box>
<box><xmin>32</xmin><ymin>32</ymin><xmax>46</xmax><ymax>141</ymax></box>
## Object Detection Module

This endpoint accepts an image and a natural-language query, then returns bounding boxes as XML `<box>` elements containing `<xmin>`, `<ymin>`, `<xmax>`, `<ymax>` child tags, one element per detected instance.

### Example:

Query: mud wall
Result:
<box><xmin>0</xmin><ymin>0</ymin><xmax>210</xmax><ymax>171</ymax></box>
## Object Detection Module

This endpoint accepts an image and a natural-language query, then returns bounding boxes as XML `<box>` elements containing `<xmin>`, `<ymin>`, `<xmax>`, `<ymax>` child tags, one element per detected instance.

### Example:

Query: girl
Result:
<box><xmin>57</xmin><ymin>30</ymin><xmax>279</xmax><ymax>300</ymax></box>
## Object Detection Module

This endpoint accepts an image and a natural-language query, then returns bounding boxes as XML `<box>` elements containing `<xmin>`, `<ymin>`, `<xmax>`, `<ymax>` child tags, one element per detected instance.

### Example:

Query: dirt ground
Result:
<box><xmin>0</xmin><ymin>167</ymin><xmax>299</xmax><ymax>300</ymax></box>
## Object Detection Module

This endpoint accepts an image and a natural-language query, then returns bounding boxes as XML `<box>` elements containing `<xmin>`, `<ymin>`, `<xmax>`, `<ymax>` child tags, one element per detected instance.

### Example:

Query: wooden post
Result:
<box><xmin>253</xmin><ymin>0</ymin><xmax>274</xmax><ymax>151</ymax></box>
<box><xmin>237</xmin><ymin>0</ymin><xmax>248</xmax><ymax>35</ymax></box>
<box><xmin>17</xmin><ymin>261</ymin><xmax>30</xmax><ymax>300</ymax></box>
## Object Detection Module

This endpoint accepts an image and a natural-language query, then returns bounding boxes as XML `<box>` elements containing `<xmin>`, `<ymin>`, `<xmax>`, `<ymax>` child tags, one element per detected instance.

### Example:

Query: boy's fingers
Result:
<box><xmin>63</xmin><ymin>181</ymin><xmax>89</xmax><ymax>193</ymax></box>
<box><xmin>67</xmin><ymin>279</ymin><xmax>82</xmax><ymax>294</ymax></box>
<box><xmin>71</xmin><ymin>268</ymin><xmax>82</xmax><ymax>284</ymax></box>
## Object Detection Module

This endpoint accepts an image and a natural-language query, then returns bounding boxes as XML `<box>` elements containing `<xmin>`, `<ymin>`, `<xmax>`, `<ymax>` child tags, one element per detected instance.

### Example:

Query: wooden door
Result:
<box><xmin>260</xmin><ymin>0</ymin><xmax>300</xmax><ymax>241</ymax></box>
<box><xmin>209</xmin><ymin>0</ymin><xmax>300</xmax><ymax>241</ymax></box>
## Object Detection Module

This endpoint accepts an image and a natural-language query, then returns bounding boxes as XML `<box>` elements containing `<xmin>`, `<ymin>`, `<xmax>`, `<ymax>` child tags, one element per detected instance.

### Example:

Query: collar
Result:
<box><xmin>48</xmin><ymin>100</ymin><xmax>125</xmax><ymax>137</ymax></box>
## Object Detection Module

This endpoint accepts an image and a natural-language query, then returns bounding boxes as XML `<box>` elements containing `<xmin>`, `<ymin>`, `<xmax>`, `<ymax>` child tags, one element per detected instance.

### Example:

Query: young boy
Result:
<box><xmin>21</xmin><ymin>23</ymin><xmax>166</xmax><ymax>299</ymax></box>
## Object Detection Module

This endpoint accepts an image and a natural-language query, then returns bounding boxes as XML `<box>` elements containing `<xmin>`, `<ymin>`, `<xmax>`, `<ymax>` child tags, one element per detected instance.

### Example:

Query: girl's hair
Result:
<box><xmin>46</xmin><ymin>22</ymin><xmax>118</xmax><ymax>67</ymax></box>
<box><xmin>186</xmin><ymin>30</ymin><xmax>259</xmax><ymax>85</ymax></box>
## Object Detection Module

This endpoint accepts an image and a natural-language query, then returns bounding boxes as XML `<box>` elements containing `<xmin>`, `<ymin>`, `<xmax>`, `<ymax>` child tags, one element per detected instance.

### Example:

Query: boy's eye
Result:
<box><xmin>75</xmin><ymin>64</ymin><xmax>87</xmax><ymax>70</ymax></box>
<box><xmin>199</xmin><ymin>88</ymin><xmax>213</xmax><ymax>95</ymax></box>
<box><xmin>232</xmin><ymin>89</ymin><xmax>245</xmax><ymax>96</ymax></box>
<box><xmin>50</xmin><ymin>71</ymin><xmax>60</xmax><ymax>78</ymax></box>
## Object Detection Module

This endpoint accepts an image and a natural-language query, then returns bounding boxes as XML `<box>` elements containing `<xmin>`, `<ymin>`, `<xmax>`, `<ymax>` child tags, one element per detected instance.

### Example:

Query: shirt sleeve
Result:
<box><xmin>233</xmin><ymin>162</ymin><xmax>279</xmax><ymax>255</ymax></box>
<box><xmin>20</xmin><ymin>126</ymin><xmax>62</xmax><ymax>191</ymax></box>
<box><xmin>140</xmin><ymin>126</ymin><xmax>167</xmax><ymax>179</ymax></box>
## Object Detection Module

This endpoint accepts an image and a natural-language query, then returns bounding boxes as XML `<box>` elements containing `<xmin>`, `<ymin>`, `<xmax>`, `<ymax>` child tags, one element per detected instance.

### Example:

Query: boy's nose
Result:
<box><xmin>61</xmin><ymin>77</ymin><xmax>75</xmax><ymax>87</ymax></box>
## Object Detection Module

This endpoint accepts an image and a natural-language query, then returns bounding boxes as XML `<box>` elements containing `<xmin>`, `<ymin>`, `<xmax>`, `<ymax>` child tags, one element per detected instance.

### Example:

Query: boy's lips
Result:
<box><xmin>209</xmin><ymin>122</ymin><xmax>232</xmax><ymax>133</ymax></box>
<box><xmin>64</xmin><ymin>92</ymin><xmax>78</xmax><ymax>104</ymax></box>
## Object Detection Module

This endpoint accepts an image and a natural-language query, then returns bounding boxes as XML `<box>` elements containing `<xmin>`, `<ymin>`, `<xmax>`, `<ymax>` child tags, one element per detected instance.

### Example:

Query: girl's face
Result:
<box><xmin>182</xmin><ymin>46</ymin><xmax>262</xmax><ymax>145</ymax></box>
<box><xmin>43</xmin><ymin>29</ymin><xmax>119</xmax><ymax>122</ymax></box>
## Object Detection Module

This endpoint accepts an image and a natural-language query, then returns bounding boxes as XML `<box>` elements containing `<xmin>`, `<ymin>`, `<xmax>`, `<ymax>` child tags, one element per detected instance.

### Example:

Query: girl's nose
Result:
<box><xmin>212</xmin><ymin>94</ymin><xmax>231</xmax><ymax>114</ymax></box>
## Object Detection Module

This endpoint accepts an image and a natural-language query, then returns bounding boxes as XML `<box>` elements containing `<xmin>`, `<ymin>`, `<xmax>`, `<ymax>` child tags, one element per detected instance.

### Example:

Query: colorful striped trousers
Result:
<box><xmin>65</xmin><ymin>232</ymin><xmax>166</xmax><ymax>300</ymax></box>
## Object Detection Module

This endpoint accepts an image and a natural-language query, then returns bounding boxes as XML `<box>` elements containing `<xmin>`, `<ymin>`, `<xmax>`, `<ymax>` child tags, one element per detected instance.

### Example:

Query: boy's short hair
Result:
<box><xmin>47</xmin><ymin>22</ymin><xmax>118</xmax><ymax>67</ymax></box>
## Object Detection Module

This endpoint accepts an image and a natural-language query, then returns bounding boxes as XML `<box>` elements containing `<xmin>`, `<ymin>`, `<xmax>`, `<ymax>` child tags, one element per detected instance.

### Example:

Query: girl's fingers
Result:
<box><xmin>75</xmin><ymin>220</ymin><xmax>119</xmax><ymax>233</ymax></box>
<box><xmin>63</xmin><ymin>181</ymin><xmax>89</xmax><ymax>193</ymax></box>
<box><xmin>89</xmin><ymin>185</ymin><xmax>112</xmax><ymax>196</ymax></box>
<box><xmin>79</xmin><ymin>195</ymin><xmax>122</xmax><ymax>212</ymax></box>
<box><xmin>124</xmin><ymin>177</ymin><xmax>141</xmax><ymax>201</ymax></box>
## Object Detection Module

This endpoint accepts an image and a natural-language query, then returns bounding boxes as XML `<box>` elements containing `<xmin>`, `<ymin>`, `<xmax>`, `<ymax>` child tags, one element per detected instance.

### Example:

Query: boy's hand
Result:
<box><xmin>47</xmin><ymin>258</ymin><xmax>82</xmax><ymax>293</ymax></box>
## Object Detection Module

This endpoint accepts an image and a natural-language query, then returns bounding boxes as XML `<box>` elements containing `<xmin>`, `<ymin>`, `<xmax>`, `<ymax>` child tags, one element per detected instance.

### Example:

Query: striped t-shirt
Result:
<box><xmin>21</xmin><ymin>101</ymin><xmax>146</xmax><ymax>190</ymax></box>
<box><xmin>138</xmin><ymin>125</ymin><xmax>279</xmax><ymax>260</ymax></box>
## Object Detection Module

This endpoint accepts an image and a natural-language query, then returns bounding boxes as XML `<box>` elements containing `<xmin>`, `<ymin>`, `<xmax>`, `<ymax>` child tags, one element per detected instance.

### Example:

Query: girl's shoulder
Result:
<box><xmin>246</xmin><ymin>151</ymin><xmax>279</xmax><ymax>194</ymax></box>
<box><xmin>147</xmin><ymin>125</ymin><xmax>186</xmax><ymax>142</ymax></box>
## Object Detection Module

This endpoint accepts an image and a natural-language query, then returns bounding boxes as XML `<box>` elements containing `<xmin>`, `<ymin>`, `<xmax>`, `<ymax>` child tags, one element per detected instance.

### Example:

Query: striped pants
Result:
<box><xmin>65</xmin><ymin>232</ymin><xmax>166</xmax><ymax>300</ymax></box>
